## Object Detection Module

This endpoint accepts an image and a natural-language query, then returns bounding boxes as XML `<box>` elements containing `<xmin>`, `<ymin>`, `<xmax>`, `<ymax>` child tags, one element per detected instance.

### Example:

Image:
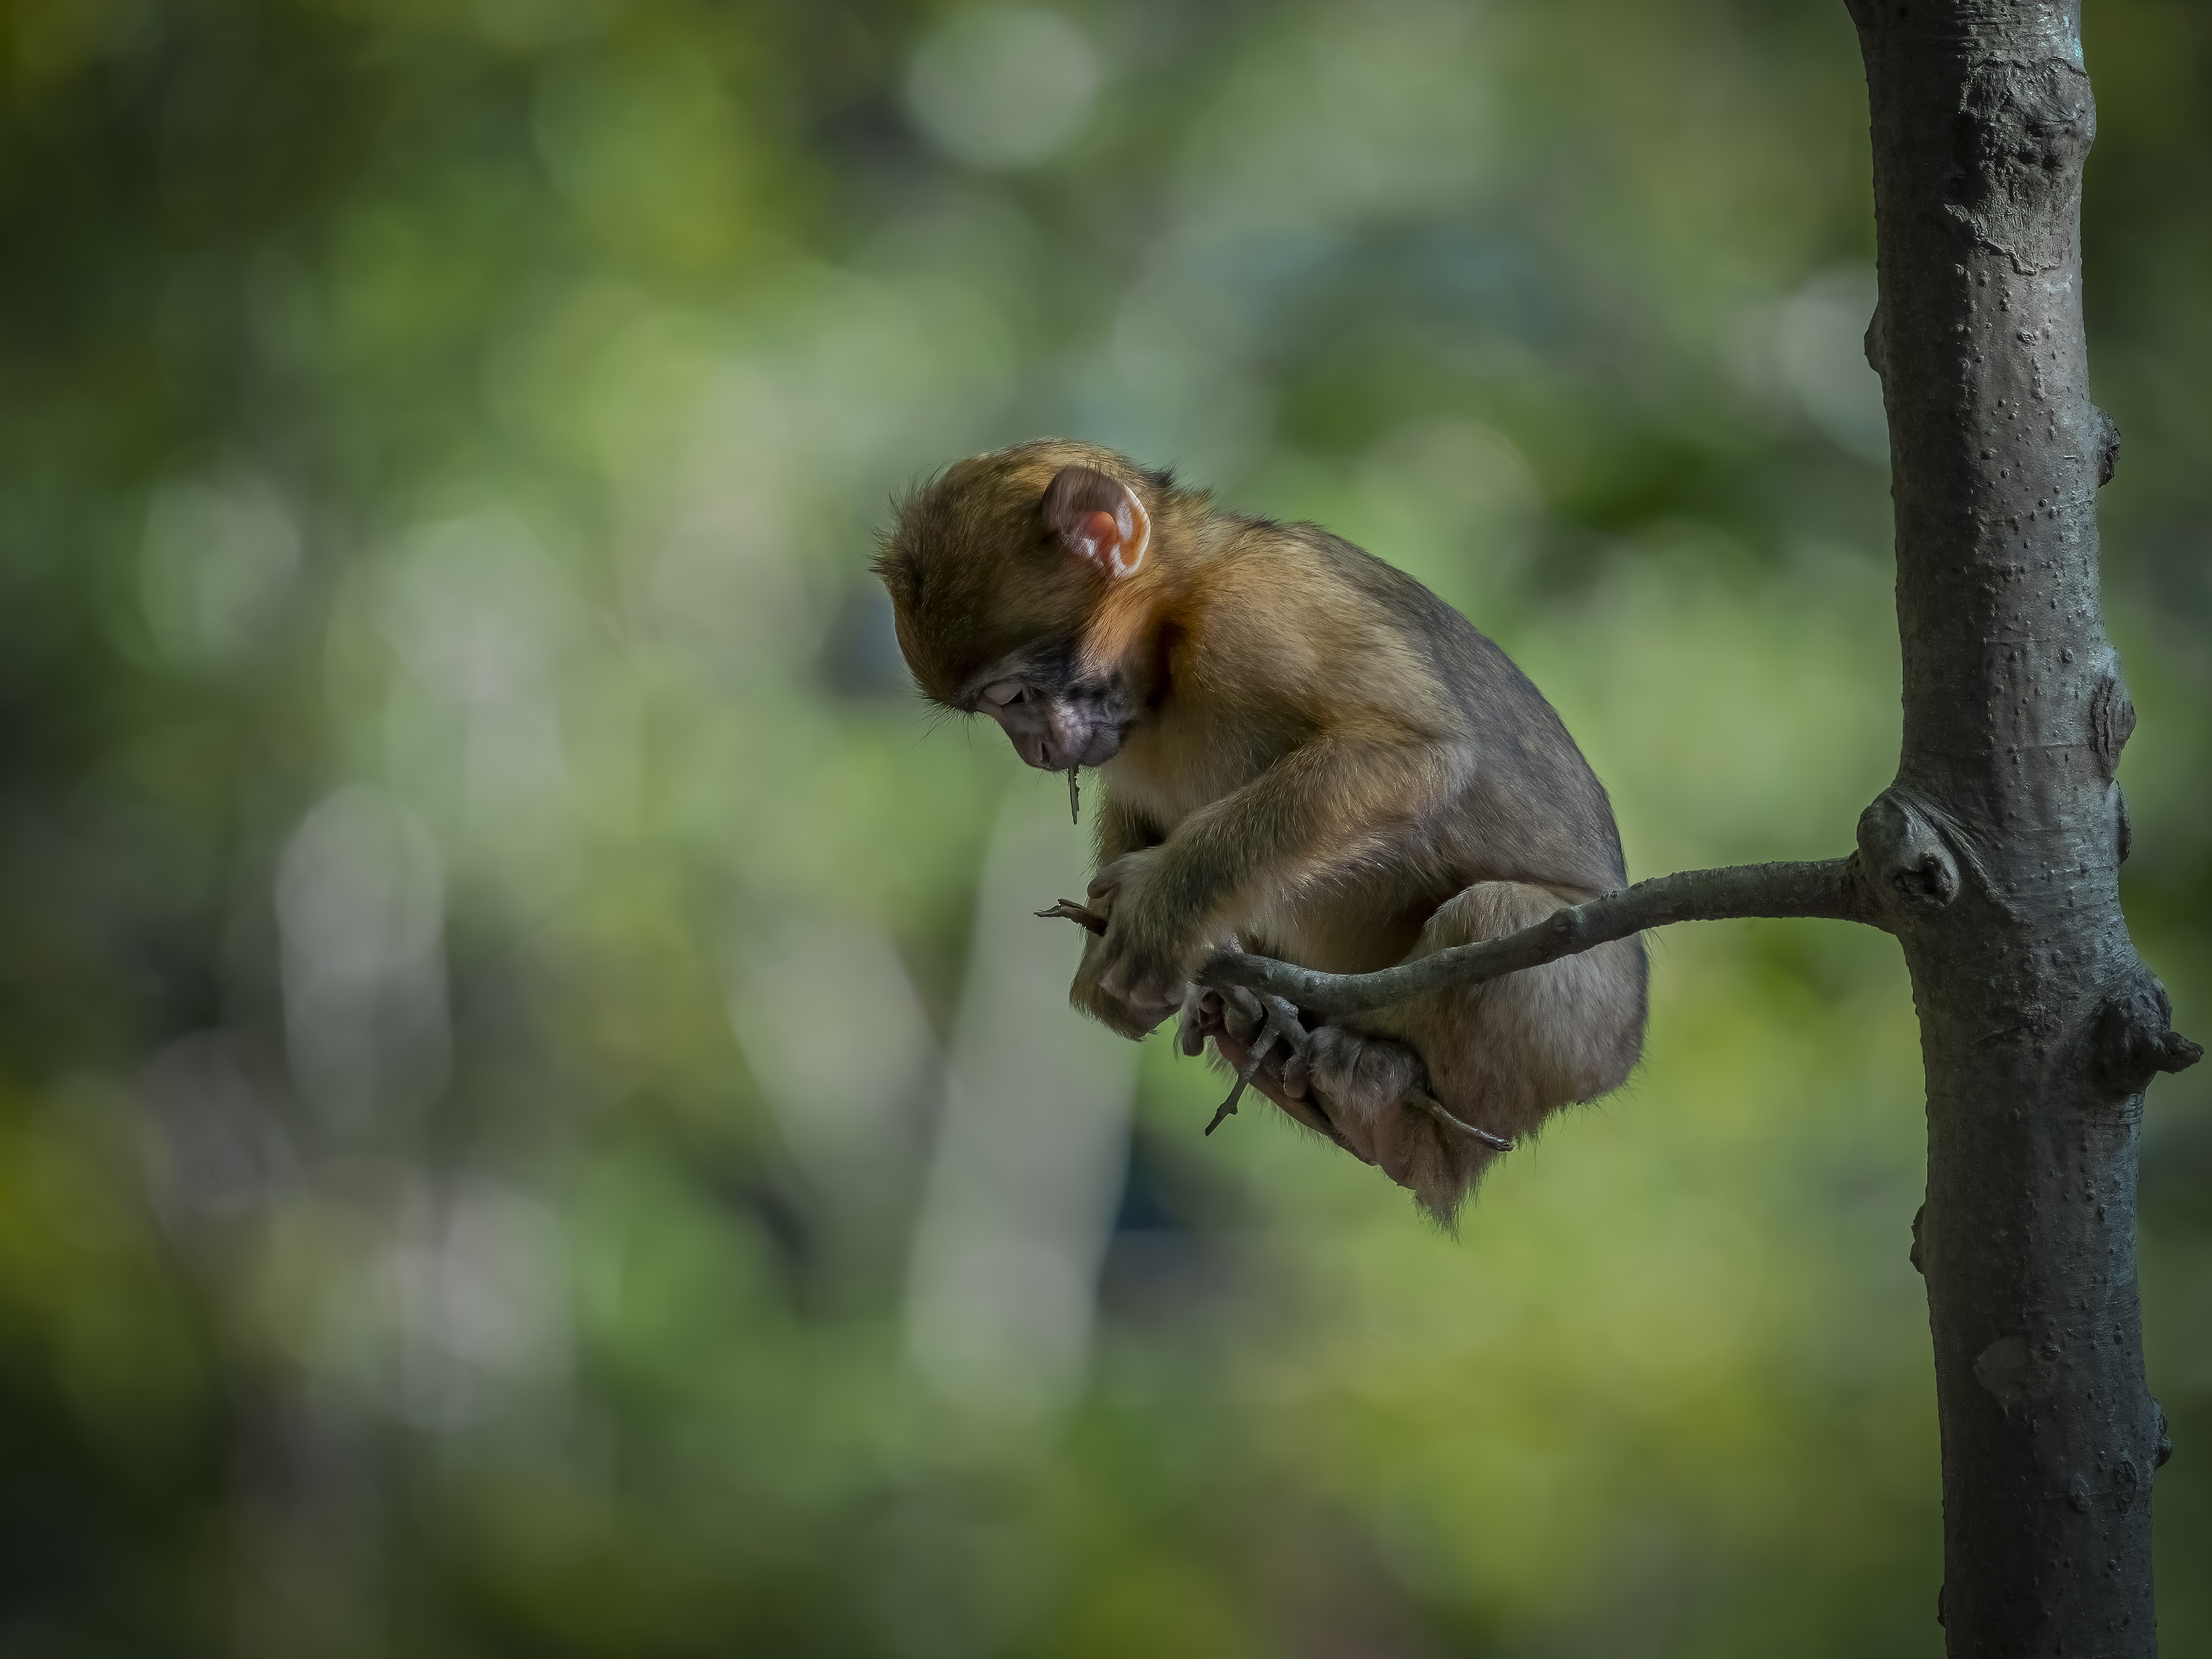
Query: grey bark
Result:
<box><xmin>1847</xmin><ymin>3</ymin><xmax>2191</xmax><ymax>1651</ymax></box>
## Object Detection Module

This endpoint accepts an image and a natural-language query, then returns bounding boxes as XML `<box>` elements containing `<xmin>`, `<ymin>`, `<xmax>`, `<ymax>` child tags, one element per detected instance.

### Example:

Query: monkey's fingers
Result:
<box><xmin>1177</xmin><ymin>988</ymin><xmax>1222</xmax><ymax>1057</ymax></box>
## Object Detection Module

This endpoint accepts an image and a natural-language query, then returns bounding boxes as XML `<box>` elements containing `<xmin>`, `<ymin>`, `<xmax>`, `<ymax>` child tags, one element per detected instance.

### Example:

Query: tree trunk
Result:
<box><xmin>1846</xmin><ymin>3</ymin><xmax>2191</xmax><ymax>1651</ymax></box>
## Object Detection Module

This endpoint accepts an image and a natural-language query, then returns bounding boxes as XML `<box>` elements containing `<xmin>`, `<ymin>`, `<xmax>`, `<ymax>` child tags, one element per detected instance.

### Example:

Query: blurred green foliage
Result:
<box><xmin>2</xmin><ymin>1</ymin><xmax>2208</xmax><ymax>1653</ymax></box>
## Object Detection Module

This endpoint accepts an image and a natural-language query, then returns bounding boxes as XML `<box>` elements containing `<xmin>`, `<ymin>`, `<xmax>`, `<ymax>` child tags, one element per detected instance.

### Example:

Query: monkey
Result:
<box><xmin>875</xmin><ymin>439</ymin><xmax>1646</xmax><ymax>1219</ymax></box>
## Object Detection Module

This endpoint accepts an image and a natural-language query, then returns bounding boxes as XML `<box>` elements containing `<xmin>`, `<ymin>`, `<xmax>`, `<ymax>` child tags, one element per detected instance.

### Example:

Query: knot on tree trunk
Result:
<box><xmin>2095</xmin><ymin>974</ymin><xmax>2203</xmax><ymax>1097</ymax></box>
<box><xmin>2090</xmin><ymin>672</ymin><xmax>2136</xmax><ymax>779</ymax></box>
<box><xmin>2094</xmin><ymin>405</ymin><xmax>2122</xmax><ymax>487</ymax></box>
<box><xmin>1945</xmin><ymin>59</ymin><xmax>2095</xmax><ymax>276</ymax></box>
<box><xmin>1856</xmin><ymin>791</ymin><xmax>1960</xmax><ymax>921</ymax></box>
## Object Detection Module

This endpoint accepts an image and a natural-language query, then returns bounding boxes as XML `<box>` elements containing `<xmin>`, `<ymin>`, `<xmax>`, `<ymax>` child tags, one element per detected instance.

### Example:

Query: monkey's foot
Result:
<box><xmin>1181</xmin><ymin>987</ymin><xmax>1372</xmax><ymax>1155</ymax></box>
<box><xmin>1193</xmin><ymin>1004</ymin><xmax>1514</xmax><ymax>1217</ymax></box>
<box><xmin>1180</xmin><ymin>986</ymin><xmax>1309</xmax><ymax>1134</ymax></box>
<box><xmin>1294</xmin><ymin>1026</ymin><xmax>1518</xmax><ymax>1216</ymax></box>
<box><xmin>1293</xmin><ymin>1026</ymin><xmax>1510</xmax><ymax>1148</ymax></box>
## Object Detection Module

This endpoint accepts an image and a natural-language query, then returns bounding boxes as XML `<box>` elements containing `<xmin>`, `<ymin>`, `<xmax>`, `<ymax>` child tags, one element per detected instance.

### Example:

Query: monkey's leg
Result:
<box><xmin>1338</xmin><ymin>880</ymin><xmax>1647</xmax><ymax>1219</ymax></box>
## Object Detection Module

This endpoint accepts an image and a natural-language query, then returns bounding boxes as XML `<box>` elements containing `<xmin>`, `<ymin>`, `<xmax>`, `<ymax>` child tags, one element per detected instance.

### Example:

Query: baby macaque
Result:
<box><xmin>876</xmin><ymin>440</ymin><xmax>1645</xmax><ymax>1217</ymax></box>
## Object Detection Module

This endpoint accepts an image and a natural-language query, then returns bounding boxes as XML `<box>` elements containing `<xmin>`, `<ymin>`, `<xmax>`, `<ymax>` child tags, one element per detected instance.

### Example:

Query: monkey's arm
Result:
<box><xmin>1090</xmin><ymin>726</ymin><xmax>1455</xmax><ymax>1008</ymax></box>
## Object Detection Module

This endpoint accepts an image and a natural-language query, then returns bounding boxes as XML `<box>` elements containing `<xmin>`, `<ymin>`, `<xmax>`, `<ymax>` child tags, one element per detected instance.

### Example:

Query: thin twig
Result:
<box><xmin>1256</xmin><ymin>993</ymin><xmax>1309</xmax><ymax>1057</ymax></box>
<box><xmin>1205</xmin><ymin>1009</ymin><xmax>1280</xmax><ymax>1135</ymax></box>
<box><xmin>1035</xmin><ymin>899</ymin><xmax>1108</xmax><ymax>935</ymax></box>
<box><xmin>1037</xmin><ymin>858</ymin><xmax>1872</xmax><ymax>1144</ymax></box>
<box><xmin>1407</xmin><ymin>1088</ymin><xmax>1514</xmax><ymax>1151</ymax></box>
<box><xmin>1195</xmin><ymin>855</ymin><xmax>1876</xmax><ymax>1016</ymax></box>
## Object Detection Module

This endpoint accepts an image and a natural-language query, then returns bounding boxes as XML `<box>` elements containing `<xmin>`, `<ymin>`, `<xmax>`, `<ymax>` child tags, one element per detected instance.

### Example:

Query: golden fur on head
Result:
<box><xmin>874</xmin><ymin>439</ymin><xmax>1188</xmax><ymax>705</ymax></box>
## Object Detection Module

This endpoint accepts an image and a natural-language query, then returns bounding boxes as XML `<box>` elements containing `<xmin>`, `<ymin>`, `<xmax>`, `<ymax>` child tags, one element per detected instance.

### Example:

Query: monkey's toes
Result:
<box><xmin>1177</xmin><ymin>988</ymin><xmax>1224</xmax><ymax>1057</ymax></box>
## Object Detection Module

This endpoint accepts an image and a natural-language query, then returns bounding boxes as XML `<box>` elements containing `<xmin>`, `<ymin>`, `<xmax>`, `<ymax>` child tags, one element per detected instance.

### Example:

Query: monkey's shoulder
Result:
<box><xmin>1203</xmin><ymin>519</ymin><xmax>1489</xmax><ymax>645</ymax></box>
<box><xmin>1193</xmin><ymin>518</ymin><xmax>1538</xmax><ymax>722</ymax></box>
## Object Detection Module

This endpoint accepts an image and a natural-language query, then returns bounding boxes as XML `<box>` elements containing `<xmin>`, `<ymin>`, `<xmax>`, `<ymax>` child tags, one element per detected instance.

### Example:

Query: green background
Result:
<box><xmin>2</xmin><ymin>1</ymin><xmax>2207</xmax><ymax>1653</ymax></box>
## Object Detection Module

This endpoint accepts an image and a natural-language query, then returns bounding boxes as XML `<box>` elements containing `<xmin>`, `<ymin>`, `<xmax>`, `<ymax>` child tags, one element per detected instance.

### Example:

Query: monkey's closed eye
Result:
<box><xmin>980</xmin><ymin>680</ymin><xmax>1024</xmax><ymax>707</ymax></box>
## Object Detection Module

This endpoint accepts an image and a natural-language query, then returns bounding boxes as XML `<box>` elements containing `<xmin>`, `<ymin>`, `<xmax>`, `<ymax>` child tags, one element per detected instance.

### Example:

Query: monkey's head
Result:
<box><xmin>875</xmin><ymin>439</ymin><xmax>1165</xmax><ymax>773</ymax></box>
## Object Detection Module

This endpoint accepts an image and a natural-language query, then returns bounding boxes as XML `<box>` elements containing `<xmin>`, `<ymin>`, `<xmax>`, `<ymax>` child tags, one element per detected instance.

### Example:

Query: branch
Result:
<box><xmin>1035</xmin><ymin>899</ymin><xmax>1107</xmax><ymax>934</ymax></box>
<box><xmin>1193</xmin><ymin>855</ymin><xmax>1877</xmax><ymax>1016</ymax></box>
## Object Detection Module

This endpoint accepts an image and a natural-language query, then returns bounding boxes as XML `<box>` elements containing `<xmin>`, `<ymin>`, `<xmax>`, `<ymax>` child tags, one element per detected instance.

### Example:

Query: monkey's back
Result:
<box><xmin>1198</xmin><ymin>519</ymin><xmax>1628</xmax><ymax>903</ymax></box>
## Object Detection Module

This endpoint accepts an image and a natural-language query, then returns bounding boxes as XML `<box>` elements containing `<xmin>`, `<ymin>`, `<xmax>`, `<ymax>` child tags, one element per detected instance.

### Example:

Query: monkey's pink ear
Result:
<box><xmin>1043</xmin><ymin>464</ymin><xmax>1151</xmax><ymax>579</ymax></box>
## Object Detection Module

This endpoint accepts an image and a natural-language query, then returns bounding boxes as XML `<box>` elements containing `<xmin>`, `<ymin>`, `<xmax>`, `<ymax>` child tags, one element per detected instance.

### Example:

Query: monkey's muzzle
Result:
<box><xmin>989</xmin><ymin>693</ymin><xmax>1129</xmax><ymax>772</ymax></box>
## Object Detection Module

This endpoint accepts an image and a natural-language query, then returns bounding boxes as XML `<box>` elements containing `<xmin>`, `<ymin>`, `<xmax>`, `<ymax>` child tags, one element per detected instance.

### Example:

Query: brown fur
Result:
<box><xmin>877</xmin><ymin>440</ymin><xmax>1647</xmax><ymax>1219</ymax></box>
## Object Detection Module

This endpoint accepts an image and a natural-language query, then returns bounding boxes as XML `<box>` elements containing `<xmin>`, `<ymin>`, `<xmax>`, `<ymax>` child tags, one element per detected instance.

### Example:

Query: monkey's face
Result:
<box><xmin>876</xmin><ymin>442</ymin><xmax>1158</xmax><ymax>771</ymax></box>
<box><xmin>966</xmin><ymin>656</ymin><xmax>1136</xmax><ymax>772</ymax></box>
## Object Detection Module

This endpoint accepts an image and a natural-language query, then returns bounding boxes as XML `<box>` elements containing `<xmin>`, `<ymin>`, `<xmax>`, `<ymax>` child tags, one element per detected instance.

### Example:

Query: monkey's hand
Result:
<box><xmin>1085</xmin><ymin>848</ymin><xmax>1222</xmax><ymax>1024</ymax></box>
<box><xmin>1070</xmin><ymin>924</ymin><xmax>1174</xmax><ymax>1039</ymax></box>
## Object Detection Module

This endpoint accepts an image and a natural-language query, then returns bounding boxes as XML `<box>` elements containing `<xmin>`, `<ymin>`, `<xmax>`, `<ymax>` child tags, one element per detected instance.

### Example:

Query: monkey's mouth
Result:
<box><xmin>1013</xmin><ymin>721</ymin><xmax>1124</xmax><ymax>772</ymax></box>
<box><xmin>989</xmin><ymin>688</ymin><xmax>1131</xmax><ymax>772</ymax></box>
